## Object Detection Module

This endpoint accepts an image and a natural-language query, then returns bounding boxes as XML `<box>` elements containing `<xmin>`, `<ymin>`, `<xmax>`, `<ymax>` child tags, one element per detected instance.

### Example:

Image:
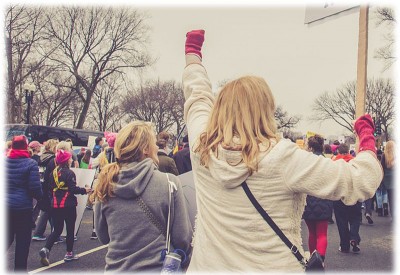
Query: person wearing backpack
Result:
<box><xmin>39</xmin><ymin>142</ymin><xmax>92</xmax><ymax>266</ymax></box>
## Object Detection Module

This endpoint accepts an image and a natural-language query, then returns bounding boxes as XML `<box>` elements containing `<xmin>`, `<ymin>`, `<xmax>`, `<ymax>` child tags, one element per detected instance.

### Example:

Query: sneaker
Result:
<box><xmin>64</xmin><ymin>251</ymin><xmax>79</xmax><ymax>262</ymax></box>
<box><xmin>350</xmin><ymin>240</ymin><xmax>360</xmax><ymax>253</ymax></box>
<box><xmin>54</xmin><ymin>237</ymin><xmax>64</xmax><ymax>244</ymax></box>
<box><xmin>338</xmin><ymin>246</ymin><xmax>349</xmax><ymax>253</ymax></box>
<box><xmin>39</xmin><ymin>247</ymin><xmax>50</xmax><ymax>266</ymax></box>
<box><xmin>90</xmin><ymin>231</ymin><xmax>98</xmax><ymax>240</ymax></box>
<box><xmin>74</xmin><ymin>236</ymin><xmax>78</xmax><ymax>241</ymax></box>
<box><xmin>365</xmin><ymin>214</ymin><xmax>374</xmax><ymax>225</ymax></box>
<box><xmin>32</xmin><ymin>235</ymin><xmax>47</xmax><ymax>241</ymax></box>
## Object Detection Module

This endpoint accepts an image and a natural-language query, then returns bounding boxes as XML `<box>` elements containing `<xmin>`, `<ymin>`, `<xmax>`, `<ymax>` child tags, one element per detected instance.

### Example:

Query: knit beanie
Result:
<box><xmin>12</xmin><ymin>135</ymin><xmax>28</xmax><ymax>150</ymax></box>
<box><xmin>29</xmin><ymin>140</ymin><xmax>42</xmax><ymax>150</ymax></box>
<box><xmin>55</xmin><ymin>149</ymin><xmax>72</xmax><ymax>165</ymax></box>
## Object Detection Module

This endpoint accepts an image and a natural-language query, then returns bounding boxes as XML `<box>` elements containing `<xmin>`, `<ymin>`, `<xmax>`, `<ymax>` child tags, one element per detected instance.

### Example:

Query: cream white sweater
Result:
<box><xmin>182</xmin><ymin>61</ymin><xmax>383</xmax><ymax>273</ymax></box>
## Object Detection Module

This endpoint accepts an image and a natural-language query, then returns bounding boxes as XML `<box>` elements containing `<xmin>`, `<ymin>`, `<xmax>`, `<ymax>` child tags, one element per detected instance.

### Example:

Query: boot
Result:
<box><xmin>377</xmin><ymin>208</ymin><xmax>383</xmax><ymax>217</ymax></box>
<box><xmin>383</xmin><ymin>203</ymin><xmax>389</xmax><ymax>216</ymax></box>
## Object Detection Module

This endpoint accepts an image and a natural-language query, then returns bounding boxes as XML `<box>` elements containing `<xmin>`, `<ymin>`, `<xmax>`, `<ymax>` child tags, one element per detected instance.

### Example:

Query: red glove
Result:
<box><xmin>354</xmin><ymin>114</ymin><xmax>376</xmax><ymax>154</ymax></box>
<box><xmin>185</xmin><ymin>30</ymin><xmax>205</xmax><ymax>59</ymax></box>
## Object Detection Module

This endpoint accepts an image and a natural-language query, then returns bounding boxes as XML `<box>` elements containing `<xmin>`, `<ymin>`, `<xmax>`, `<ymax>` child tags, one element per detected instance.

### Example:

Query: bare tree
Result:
<box><xmin>30</xmin><ymin>64</ymin><xmax>81</xmax><ymax>127</ymax></box>
<box><xmin>122</xmin><ymin>80</ymin><xmax>184</xmax><ymax>134</ymax></box>
<box><xmin>275</xmin><ymin>106</ymin><xmax>301</xmax><ymax>131</ymax></box>
<box><xmin>374</xmin><ymin>7</ymin><xmax>396</xmax><ymax>71</ymax></box>
<box><xmin>311</xmin><ymin>79</ymin><xmax>395</xmax><ymax>140</ymax></box>
<box><xmin>367</xmin><ymin>78</ymin><xmax>396</xmax><ymax>140</ymax></box>
<box><xmin>5</xmin><ymin>5</ymin><xmax>50</xmax><ymax>123</ymax></box>
<box><xmin>87</xmin><ymin>76</ymin><xmax>125</xmax><ymax>132</ymax></box>
<box><xmin>44</xmin><ymin>6</ymin><xmax>152</xmax><ymax>129</ymax></box>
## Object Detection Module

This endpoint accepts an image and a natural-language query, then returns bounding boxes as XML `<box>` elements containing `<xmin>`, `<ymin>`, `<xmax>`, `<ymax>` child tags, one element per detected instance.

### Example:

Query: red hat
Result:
<box><xmin>11</xmin><ymin>135</ymin><xmax>28</xmax><ymax>150</ymax></box>
<box><xmin>55</xmin><ymin>149</ymin><xmax>72</xmax><ymax>165</ymax></box>
<box><xmin>29</xmin><ymin>140</ymin><xmax>42</xmax><ymax>149</ymax></box>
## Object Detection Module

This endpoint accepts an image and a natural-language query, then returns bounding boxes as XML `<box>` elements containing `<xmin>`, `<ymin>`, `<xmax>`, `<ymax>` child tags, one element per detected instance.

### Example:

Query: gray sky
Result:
<box><xmin>143</xmin><ymin>5</ymin><xmax>394</xmax><ymax>138</ymax></box>
<box><xmin>1</xmin><ymin>1</ymin><xmax>395</xmax><ymax>138</ymax></box>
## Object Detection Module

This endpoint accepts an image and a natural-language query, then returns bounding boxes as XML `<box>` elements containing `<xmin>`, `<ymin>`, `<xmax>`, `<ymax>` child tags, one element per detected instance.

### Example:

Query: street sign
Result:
<box><xmin>304</xmin><ymin>4</ymin><xmax>358</xmax><ymax>24</ymax></box>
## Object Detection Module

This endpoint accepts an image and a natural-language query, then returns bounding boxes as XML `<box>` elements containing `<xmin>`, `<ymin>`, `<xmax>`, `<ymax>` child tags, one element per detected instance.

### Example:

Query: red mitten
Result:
<box><xmin>354</xmin><ymin>114</ymin><xmax>376</xmax><ymax>154</ymax></box>
<box><xmin>185</xmin><ymin>30</ymin><xmax>205</xmax><ymax>59</ymax></box>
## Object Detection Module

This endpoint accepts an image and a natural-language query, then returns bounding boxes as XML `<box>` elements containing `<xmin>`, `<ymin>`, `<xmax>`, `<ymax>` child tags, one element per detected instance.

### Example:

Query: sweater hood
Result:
<box><xmin>40</xmin><ymin>152</ymin><xmax>55</xmax><ymax>166</ymax></box>
<box><xmin>113</xmin><ymin>158</ymin><xmax>156</xmax><ymax>199</ymax></box>
<box><xmin>207</xmin><ymin>139</ymin><xmax>277</xmax><ymax>189</ymax></box>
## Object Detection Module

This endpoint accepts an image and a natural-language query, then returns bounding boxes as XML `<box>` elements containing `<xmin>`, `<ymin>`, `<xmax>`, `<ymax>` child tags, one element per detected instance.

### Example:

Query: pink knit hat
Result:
<box><xmin>55</xmin><ymin>149</ymin><xmax>72</xmax><ymax>165</ymax></box>
<box><xmin>29</xmin><ymin>140</ymin><xmax>42</xmax><ymax>149</ymax></box>
<box><xmin>104</xmin><ymin>132</ymin><xmax>117</xmax><ymax>148</ymax></box>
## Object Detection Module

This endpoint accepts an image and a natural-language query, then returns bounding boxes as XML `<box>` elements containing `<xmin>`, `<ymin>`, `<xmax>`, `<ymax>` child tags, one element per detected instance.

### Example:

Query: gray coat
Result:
<box><xmin>94</xmin><ymin>158</ymin><xmax>193</xmax><ymax>273</ymax></box>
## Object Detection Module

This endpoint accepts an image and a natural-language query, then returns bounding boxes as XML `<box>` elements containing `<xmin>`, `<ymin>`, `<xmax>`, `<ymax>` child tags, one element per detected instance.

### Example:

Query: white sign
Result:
<box><xmin>62</xmin><ymin>168</ymin><xmax>96</xmax><ymax>237</ymax></box>
<box><xmin>87</xmin><ymin>136</ymin><xmax>98</xmax><ymax>150</ymax></box>
<box><xmin>304</xmin><ymin>4</ymin><xmax>358</xmax><ymax>24</ymax></box>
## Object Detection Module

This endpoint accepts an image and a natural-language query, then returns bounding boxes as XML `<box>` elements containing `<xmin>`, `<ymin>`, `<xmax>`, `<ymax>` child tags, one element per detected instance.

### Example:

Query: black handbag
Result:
<box><xmin>242</xmin><ymin>181</ymin><xmax>324</xmax><ymax>272</ymax></box>
<box><xmin>306</xmin><ymin>250</ymin><xmax>324</xmax><ymax>272</ymax></box>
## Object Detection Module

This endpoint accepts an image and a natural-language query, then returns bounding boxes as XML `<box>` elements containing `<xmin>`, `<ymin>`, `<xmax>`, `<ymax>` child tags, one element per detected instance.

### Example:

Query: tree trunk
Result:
<box><xmin>75</xmin><ymin>91</ymin><xmax>94</xmax><ymax>129</ymax></box>
<box><xmin>6</xmin><ymin>36</ymin><xmax>16</xmax><ymax>123</ymax></box>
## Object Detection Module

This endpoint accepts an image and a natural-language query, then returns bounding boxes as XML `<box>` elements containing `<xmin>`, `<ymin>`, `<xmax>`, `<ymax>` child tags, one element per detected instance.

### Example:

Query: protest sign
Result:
<box><xmin>62</xmin><ymin>168</ymin><xmax>96</xmax><ymax>237</ymax></box>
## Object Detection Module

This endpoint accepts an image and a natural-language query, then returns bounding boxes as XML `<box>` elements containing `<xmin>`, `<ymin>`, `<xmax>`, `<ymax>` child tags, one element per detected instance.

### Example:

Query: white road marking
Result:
<box><xmin>28</xmin><ymin>244</ymin><xmax>108</xmax><ymax>274</ymax></box>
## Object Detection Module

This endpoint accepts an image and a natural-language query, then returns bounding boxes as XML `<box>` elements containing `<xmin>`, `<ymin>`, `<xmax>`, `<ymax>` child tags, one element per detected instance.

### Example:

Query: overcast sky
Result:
<box><xmin>1</xmin><ymin>1</ymin><xmax>396</xmax><ymax>138</ymax></box>
<box><xmin>142</xmin><ymin>4</ymin><xmax>394</xmax><ymax>138</ymax></box>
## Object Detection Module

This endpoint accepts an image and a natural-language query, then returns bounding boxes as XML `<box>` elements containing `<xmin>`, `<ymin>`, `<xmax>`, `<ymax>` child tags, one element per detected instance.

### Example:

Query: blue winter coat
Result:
<box><xmin>6</xmin><ymin>157</ymin><xmax>43</xmax><ymax>210</ymax></box>
<box><xmin>302</xmin><ymin>151</ymin><xmax>333</xmax><ymax>221</ymax></box>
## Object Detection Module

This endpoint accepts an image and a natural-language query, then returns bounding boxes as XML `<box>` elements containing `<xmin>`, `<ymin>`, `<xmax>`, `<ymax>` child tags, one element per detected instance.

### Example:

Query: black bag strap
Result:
<box><xmin>241</xmin><ymin>181</ymin><xmax>306</xmax><ymax>266</ymax></box>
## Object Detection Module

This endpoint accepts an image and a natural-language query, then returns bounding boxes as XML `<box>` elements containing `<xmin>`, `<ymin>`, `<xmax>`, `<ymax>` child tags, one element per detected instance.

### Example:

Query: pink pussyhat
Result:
<box><xmin>104</xmin><ymin>132</ymin><xmax>117</xmax><ymax>148</ymax></box>
<box><xmin>56</xmin><ymin>149</ymin><xmax>72</xmax><ymax>165</ymax></box>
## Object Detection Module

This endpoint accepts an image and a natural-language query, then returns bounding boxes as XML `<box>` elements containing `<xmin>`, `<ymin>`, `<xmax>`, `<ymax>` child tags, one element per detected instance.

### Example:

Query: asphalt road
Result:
<box><xmin>6</xmin><ymin>207</ymin><xmax>394</xmax><ymax>273</ymax></box>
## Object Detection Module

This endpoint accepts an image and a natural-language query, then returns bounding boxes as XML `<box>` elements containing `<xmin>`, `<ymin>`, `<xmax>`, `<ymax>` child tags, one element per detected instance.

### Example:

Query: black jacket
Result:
<box><xmin>49</xmin><ymin>166</ymin><xmax>87</xmax><ymax>208</ymax></box>
<box><xmin>302</xmin><ymin>151</ymin><xmax>333</xmax><ymax>221</ymax></box>
<box><xmin>37</xmin><ymin>152</ymin><xmax>56</xmax><ymax>211</ymax></box>
<box><xmin>172</xmin><ymin>147</ymin><xmax>192</xmax><ymax>175</ymax></box>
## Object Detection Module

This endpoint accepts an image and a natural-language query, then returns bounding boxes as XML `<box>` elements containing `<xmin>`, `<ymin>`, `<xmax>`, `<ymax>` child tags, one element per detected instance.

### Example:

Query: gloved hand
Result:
<box><xmin>354</xmin><ymin>114</ymin><xmax>376</xmax><ymax>154</ymax></box>
<box><xmin>185</xmin><ymin>30</ymin><xmax>205</xmax><ymax>59</ymax></box>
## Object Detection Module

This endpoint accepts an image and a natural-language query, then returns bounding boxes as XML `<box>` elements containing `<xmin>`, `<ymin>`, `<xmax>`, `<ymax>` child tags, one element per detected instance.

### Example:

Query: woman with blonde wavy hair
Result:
<box><xmin>182</xmin><ymin>29</ymin><xmax>382</xmax><ymax>272</ymax></box>
<box><xmin>381</xmin><ymin>140</ymin><xmax>395</xmax><ymax>218</ymax></box>
<box><xmin>93</xmin><ymin>121</ymin><xmax>192</xmax><ymax>273</ymax></box>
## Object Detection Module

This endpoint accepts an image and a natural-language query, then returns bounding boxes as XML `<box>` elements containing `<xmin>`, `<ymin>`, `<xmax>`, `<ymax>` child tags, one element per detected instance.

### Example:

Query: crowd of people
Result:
<box><xmin>5</xmin><ymin>29</ymin><xmax>394</xmax><ymax>273</ymax></box>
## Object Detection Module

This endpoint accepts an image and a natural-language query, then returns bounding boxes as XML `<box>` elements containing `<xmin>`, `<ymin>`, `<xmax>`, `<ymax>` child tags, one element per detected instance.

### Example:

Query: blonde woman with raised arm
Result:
<box><xmin>182</xmin><ymin>29</ymin><xmax>382</xmax><ymax>272</ymax></box>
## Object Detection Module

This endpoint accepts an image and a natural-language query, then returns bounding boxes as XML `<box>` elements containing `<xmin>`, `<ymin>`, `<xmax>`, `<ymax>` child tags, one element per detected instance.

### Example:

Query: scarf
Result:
<box><xmin>8</xmin><ymin>149</ymin><xmax>31</xmax><ymax>159</ymax></box>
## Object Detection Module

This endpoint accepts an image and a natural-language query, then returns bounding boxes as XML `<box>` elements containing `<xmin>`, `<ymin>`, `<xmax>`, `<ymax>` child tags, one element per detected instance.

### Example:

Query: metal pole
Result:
<box><xmin>26</xmin><ymin>90</ymin><xmax>30</xmax><ymax>124</ymax></box>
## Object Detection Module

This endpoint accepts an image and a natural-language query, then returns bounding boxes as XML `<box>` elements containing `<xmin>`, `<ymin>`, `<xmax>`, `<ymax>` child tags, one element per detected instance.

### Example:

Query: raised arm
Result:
<box><xmin>183</xmin><ymin>29</ymin><xmax>215</xmax><ymax>147</ymax></box>
<box><xmin>284</xmin><ymin>114</ymin><xmax>382</xmax><ymax>205</ymax></box>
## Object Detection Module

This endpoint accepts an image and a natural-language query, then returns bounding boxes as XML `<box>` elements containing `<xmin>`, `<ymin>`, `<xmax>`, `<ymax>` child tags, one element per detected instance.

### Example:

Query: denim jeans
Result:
<box><xmin>376</xmin><ymin>186</ymin><xmax>388</xmax><ymax>209</ymax></box>
<box><xmin>33</xmin><ymin>210</ymin><xmax>54</xmax><ymax>237</ymax></box>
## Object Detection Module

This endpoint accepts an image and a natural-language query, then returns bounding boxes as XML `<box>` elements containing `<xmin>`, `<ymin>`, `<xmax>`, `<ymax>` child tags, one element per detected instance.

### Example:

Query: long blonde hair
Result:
<box><xmin>194</xmin><ymin>76</ymin><xmax>278</xmax><ymax>175</ymax></box>
<box><xmin>384</xmin><ymin>140</ymin><xmax>395</xmax><ymax>169</ymax></box>
<box><xmin>93</xmin><ymin>121</ymin><xmax>155</xmax><ymax>202</ymax></box>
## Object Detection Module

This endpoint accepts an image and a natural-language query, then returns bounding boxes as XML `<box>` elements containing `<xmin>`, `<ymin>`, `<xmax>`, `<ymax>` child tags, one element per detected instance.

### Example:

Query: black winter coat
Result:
<box><xmin>172</xmin><ymin>146</ymin><xmax>192</xmax><ymax>175</ymax></box>
<box><xmin>49</xmin><ymin>165</ymin><xmax>87</xmax><ymax>208</ymax></box>
<box><xmin>302</xmin><ymin>151</ymin><xmax>333</xmax><ymax>221</ymax></box>
<box><xmin>37</xmin><ymin>152</ymin><xmax>56</xmax><ymax>211</ymax></box>
<box><xmin>302</xmin><ymin>196</ymin><xmax>333</xmax><ymax>220</ymax></box>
